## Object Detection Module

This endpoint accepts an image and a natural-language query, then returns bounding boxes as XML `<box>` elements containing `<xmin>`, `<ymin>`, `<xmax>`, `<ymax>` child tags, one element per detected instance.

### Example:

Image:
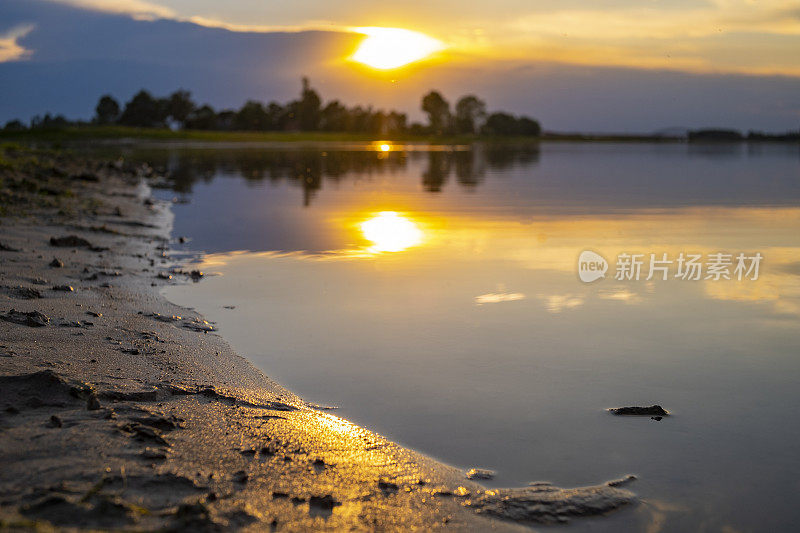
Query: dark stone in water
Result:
<box><xmin>50</xmin><ymin>235</ymin><xmax>92</xmax><ymax>248</ymax></box>
<box><xmin>466</xmin><ymin>468</ymin><xmax>496</xmax><ymax>480</ymax></box>
<box><xmin>49</xmin><ymin>258</ymin><xmax>64</xmax><ymax>268</ymax></box>
<box><xmin>609</xmin><ymin>405</ymin><xmax>668</xmax><ymax>416</ymax></box>
<box><xmin>466</xmin><ymin>477</ymin><xmax>636</xmax><ymax>524</ymax></box>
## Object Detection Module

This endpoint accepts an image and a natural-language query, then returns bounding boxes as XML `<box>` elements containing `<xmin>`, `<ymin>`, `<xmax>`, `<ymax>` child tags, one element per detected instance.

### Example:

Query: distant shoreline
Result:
<box><xmin>4</xmin><ymin>125</ymin><xmax>799</xmax><ymax>145</ymax></box>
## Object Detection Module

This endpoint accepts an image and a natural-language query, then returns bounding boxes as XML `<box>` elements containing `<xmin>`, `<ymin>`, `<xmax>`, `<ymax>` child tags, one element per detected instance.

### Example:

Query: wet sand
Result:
<box><xmin>0</xmin><ymin>147</ymin><xmax>636</xmax><ymax>531</ymax></box>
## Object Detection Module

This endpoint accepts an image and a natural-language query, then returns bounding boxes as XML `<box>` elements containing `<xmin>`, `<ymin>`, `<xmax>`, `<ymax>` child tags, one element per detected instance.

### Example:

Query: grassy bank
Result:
<box><xmin>0</xmin><ymin>125</ymin><xmax>686</xmax><ymax>144</ymax></box>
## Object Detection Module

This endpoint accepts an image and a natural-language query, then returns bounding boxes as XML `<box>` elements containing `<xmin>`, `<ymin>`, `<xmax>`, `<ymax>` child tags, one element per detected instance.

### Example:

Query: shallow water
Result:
<box><xmin>119</xmin><ymin>142</ymin><xmax>798</xmax><ymax>531</ymax></box>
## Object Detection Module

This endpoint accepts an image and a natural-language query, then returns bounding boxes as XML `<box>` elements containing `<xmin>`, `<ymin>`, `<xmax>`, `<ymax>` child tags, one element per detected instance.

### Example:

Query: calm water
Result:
<box><xmin>118</xmin><ymin>142</ymin><xmax>798</xmax><ymax>531</ymax></box>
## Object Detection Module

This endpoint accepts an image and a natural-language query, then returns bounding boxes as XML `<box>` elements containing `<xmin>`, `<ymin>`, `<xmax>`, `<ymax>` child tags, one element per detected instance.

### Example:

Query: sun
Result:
<box><xmin>360</xmin><ymin>212</ymin><xmax>423</xmax><ymax>252</ymax></box>
<box><xmin>351</xmin><ymin>27</ymin><xmax>443</xmax><ymax>70</ymax></box>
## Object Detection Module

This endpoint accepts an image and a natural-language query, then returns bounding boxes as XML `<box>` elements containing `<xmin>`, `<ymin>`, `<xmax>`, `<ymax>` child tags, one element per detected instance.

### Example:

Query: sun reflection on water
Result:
<box><xmin>360</xmin><ymin>211</ymin><xmax>423</xmax><ymax>253</ymax></box>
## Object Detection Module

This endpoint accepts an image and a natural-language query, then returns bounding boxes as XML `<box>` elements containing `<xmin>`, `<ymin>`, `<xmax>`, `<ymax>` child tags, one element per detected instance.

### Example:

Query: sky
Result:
<box><xmin>42</xmin><ymin>0</ymin><xmax>800</xmax><ymax>76</ymax></box>
<box><xmin>1</xmin><ymin>0</ymin><xmax>800</xmax><ymax>132</ymax></box>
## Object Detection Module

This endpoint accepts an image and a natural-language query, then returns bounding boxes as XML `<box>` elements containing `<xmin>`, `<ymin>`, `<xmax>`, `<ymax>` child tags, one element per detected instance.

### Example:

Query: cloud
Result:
<box><xmin>48</xmin><ymin>0</ymin><xmax>350</xmax><ymax>34</ymax></box>
<box><xmin>511</xmin><ymin>3</ymin><xmax>800</xmax><ymax>42</ymax></box>
<box><xmin>480</xmin><ymin>1</ymin><xmax>800</xmax><ymax>75</ymax></box>
<box><xmin>48</xmin><ymin>0</ymin><xmax>175</xmax><ymax>20</ymax></box>
<box><xmin>186</xmin><ymin>16</ymin><xmax>346</xmax><ymax>34</ymax></box>
<box><xmin>0</xmin><ymin>24</ymin><xmax>34</xmax><ymax>63</ymax></box>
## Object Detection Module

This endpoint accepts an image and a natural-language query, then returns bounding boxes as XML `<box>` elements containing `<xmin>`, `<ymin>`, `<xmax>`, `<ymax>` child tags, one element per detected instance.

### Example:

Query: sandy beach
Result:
<box><xmin>0</xmin><ymin>146</ymin><xmax>637</xmax><ymax>531</ymax></box>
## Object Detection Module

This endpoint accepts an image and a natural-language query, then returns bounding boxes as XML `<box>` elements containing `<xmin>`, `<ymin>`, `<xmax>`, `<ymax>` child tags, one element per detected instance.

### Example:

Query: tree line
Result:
<box><xmin>2</xmin><ymin>78</ymin><xmax>542</xmax><ymax>137</ymax></box>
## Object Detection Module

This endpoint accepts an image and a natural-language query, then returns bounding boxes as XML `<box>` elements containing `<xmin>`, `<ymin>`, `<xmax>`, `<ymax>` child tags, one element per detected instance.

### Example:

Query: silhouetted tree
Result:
<box><xmin>368</xmin><ymin>110</ymin><xmax>386</xmax><ymax>134</ymax></box>
<box><xmin>215</xmin><ymin>110</ymin><xmax>236</xmax><ymax>130</ymax></box>
<box><xmin>265</xmin><ymin>102</ymin><xmax>284</xmax><ymax>130</ymax></box>
<box><xmin>454</xmin><ymin>95</ymin><xmax>486</xmax><ymax>135</ymax></box>
<box><xmin>119</xmin><ymin>90</ymin><xmax>165</xmax><ymax>128</ymax></box>
<box><xmin>94</xmin><ymin>95</ymin><xmax>120</xmax><ymax>124</ymax></box>
<box><xmin>516</xmin><ymin>116</ymin><xmax>541</xmax><ymax>136</ymax></box>
<box><xmin>387</xmin><ymin>111</ymin><xmax>407</xmax><ymax>134</ymax></box>
<box><xmin>235</xmin><ymin>101</ymin><xmax>269</xmax><ymax>130</ymax></box>
<box><xmin>348</xmin><ymin>106</ymin><xmax>371</xmax><ymax>132</ymax></box>
<box><xmin>408</xmin><ymin>122</ymin><xmax>427</xmax><ymax>135</ymax></box>
<box><xmin>30</xmin><ymin>113</ymin><xmax>69</xmax><ymax>129</ymax></box>
<box><xmin>165</xmin><ymin>90</ymin><xmax>195</xmax><ymax>127</ymax></box>
<box><xmin>184</xmin><ymin>105</ymin><xmax>217</xmax><ymax>130</ymax></box>
<box><xmin>421</xmin><ymin>91</ymin><xmax>451</xmax><ymax>135</ymax></box>
<box><xmin>3</xmin><ymin>119</ymin><xmax>26</xmax><ymax>131</ymax></box>
<box><xmin>482</xmin><ymin>112</ymin><xmax>517</xmax><ymax>135</ymax></box>
<box><xmin>320</xmin><ymin>100</ymin><xmax>349</xmax><ymax>131</ymax></box>
<box><xmin>482</xmin><ymin>112</ymin><xmax>541</xmax><ymax>136</ymax></box>
<box><xmin>78</xmin><ymin>80</ymin><xmax>541</xmax><ymax>137</ymax></box>
<box><xmin>296</xmin><ymin>77</ymin><xmax>321</xmax><ymax>130</ymax></box>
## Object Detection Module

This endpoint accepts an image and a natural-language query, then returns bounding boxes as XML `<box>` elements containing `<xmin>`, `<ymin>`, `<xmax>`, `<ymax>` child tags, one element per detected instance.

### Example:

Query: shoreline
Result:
<box><xmin>0</xmin><ymin>126</ymin><xmax>708</xmax><ymax>145</ymax></box>
<box><xmin>3</xmin><ymin>126</ymin><xmax>799</xmax><ymax>146</ymax></box>
<box><xmin>0</xmin><ymin>147</ymin><xmax>637</xmax><ymax>530</ymax></box>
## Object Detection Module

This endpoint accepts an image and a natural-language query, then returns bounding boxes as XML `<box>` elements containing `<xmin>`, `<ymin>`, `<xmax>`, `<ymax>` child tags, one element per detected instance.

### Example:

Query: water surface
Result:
<box><xmin>121</xmin><ymin>142</ymin><xmax>799</xmax><ymax>531</ymax></box>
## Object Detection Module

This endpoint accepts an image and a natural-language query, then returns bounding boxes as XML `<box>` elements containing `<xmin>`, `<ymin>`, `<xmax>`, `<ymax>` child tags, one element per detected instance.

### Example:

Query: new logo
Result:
<box><xmin>578</xmin><ymin>250</ymin><xmax>608</xmax><ymax>283</ymax></box>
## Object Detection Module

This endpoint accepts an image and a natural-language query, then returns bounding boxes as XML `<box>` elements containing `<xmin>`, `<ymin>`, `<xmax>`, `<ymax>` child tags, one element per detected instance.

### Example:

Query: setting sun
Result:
<box><xmin>351</xmin><ymin>27</ymin><xmax>443</xmax><ymax>70</ymax></box>
<box><xmin>360</xmin><ymin>211</ymin><xmax>423</xmax><ymax>252</ymax></box>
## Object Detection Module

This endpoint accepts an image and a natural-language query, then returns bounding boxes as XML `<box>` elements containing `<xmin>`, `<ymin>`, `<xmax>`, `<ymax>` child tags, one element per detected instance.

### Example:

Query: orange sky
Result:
<box><xmin>47</xmin><ymin>0</ymin><xmax>800</xmax><ymax>76</ymax></box>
